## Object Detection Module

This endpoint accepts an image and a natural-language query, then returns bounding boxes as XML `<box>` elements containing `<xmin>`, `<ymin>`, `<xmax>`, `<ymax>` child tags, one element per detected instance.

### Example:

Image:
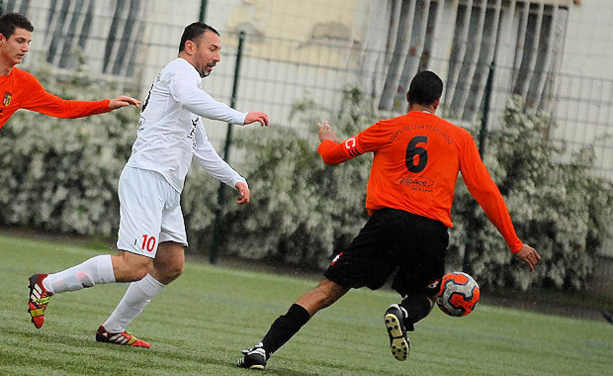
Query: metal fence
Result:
<box><xmin>10</xmin><ymin>3</ymin><xmax>613</xmax><ymax>183</ymax></box>
<box><xmin>15</xmin><ymin>13</ymin><xmax>613</xmax><ymax>179</ymax></box>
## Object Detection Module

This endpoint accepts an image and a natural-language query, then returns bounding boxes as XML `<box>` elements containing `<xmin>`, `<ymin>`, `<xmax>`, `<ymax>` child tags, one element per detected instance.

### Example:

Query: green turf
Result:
<box><xmin>1</xmin><ymin>234</ymin><xmax>611</xmax><ymax>375</ymax></box>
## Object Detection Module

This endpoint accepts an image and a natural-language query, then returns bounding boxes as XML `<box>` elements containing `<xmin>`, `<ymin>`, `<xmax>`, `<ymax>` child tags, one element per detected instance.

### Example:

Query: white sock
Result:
<box><xmin>43</xmin><ymin>255</ymin><xmax>116</xmax><ymax>294</ymax></box>
<box><xmin>103</xmin><ymin>274</ymin><xmax>165</xmax><ymax>333</ymax></box>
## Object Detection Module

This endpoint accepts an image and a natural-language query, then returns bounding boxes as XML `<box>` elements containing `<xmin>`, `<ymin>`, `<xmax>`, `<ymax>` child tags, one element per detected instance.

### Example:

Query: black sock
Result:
<box><xmin>400</xmin><ymin>295</ymin><xmax>433</xmax><ymax>331</ymax></box>
<box><xmin>260</xmin><ymin>304</ymin><xmax>311</xmax><ymax>358</ymax></box>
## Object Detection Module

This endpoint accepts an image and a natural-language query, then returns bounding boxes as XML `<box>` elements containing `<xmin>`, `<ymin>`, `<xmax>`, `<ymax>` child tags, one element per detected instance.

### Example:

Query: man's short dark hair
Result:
<box><xmin>0</xmin><ymin>12</ymin><xmax>34</xmax><ymax>39</ymax></box>
<box><xmin>407</xmin><ymin>70</ymin><xmax>444</xmax><ymax>106</ymax></box>
<box><xmin>178</xmin><ymin>22</ymin><xmax>219</xmax><ymax>52</ymax></box>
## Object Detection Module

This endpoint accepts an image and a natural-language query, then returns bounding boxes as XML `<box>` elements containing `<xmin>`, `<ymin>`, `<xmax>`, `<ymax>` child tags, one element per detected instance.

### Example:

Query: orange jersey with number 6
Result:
<box><xmin>0</xmin><ymin>67</ymin><xmax>111</xmax><ymax>129</ymax></box>
<box><xmin>318</xmin><ymin>111</ymin><xmax>523</xmax><ymax>253</ymax></box>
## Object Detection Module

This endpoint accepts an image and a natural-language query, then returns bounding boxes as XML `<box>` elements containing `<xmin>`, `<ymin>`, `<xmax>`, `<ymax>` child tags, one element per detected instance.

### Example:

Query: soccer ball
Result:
<box><xmin>436</xmin><ymin>272</ymin><xmax>480</xmax><ymax>317</ymax></box>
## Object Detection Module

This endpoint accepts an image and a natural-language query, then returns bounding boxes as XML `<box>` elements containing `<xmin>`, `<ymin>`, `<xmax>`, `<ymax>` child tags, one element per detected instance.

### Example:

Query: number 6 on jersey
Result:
<box><xmin>406</xmin><ymin>136</ymin><xmax>428</xmax><ymax>173</ymax></box>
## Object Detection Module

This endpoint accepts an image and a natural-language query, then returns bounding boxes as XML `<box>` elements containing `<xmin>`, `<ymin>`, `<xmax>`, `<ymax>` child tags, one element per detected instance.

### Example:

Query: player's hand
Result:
<box><xmin>244</xmin><ymin>112</ymin><xmax>269</xmax><ymax>127</ymax></box>
<box><xmin>318</xmin><ymin>121</ymin><xmax>339</xmax><ymax>142</ymax></box>
<box><xmin>235</xmin><ymin>182</ymin><xmax>250</xmax><ymax>205</ymax></box>
<box><xmin>514</xmin><ymin>244</ymin><xmax>541</xmax><ymax>271</ymax></box>
<box><xmin>109</xmin><ymin>95</ymin><xmax>141</xmax><ymax>110</ymax></box>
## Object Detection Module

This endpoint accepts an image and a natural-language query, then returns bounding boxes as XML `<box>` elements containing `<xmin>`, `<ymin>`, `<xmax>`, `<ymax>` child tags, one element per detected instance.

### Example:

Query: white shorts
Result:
<box><xmin>116</xmin><ymin>166</ymin><xmax>188</xmax><ymax>258</ymax></box>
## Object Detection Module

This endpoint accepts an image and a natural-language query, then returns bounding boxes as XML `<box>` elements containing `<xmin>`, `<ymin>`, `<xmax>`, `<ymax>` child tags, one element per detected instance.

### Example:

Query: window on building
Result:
<box><xmin>6</xmin><ymin>0</ymin><xmax>143</xmax><ymax>77</ymax></box>
<box><xmin>371</xmin><ymin>0</ymin><xmax>441</xmax><ymax>112</ymax></box>
<box><xmin>5</xmin><ymin>0</ymin><xmax>30</xmax><ymax>15</ymax></box>
<box><xmin>44</xmin><ymin>0</ymin><xmax>95</xmax><ymax>70</ymax></box>
<box><xmin>367</xmin><ymin>0</ymin><xmax>570</xmax><ymax>122</ymax></box>
<box><xmin>446</xmin><ymin>0</ymin><xmax>569</xmax><ymax>121</ymax></box>
<box><xmin>378</xmin><ymin>0</ymin><xmax>439</xmax><ymax>111</ymax></box>
<box><xmin>102</xmin><ymin>0</ymin><xmax>143</xmax><ymax>77</ymax></box>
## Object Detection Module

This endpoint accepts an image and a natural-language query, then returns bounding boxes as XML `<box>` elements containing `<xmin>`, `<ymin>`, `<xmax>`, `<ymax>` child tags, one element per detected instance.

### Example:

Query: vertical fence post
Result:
<box><xmin>199</xmin><ymin>0</ymin><xmax>208</xmax><ymax>23</ymax></box>
<box><xmin>463</xmin><ymin>60</ymin><xmax>496</xmax><ymax>274</ymax></box>
<box><xmin>210</xmin><ymin>31</ymin><xmax>246</xmax><ymax>265</ymax></box>
<box><xmin>478</xmin><ymin>60</ymin><xmax>495</xmax><ymax>158</ymax></box>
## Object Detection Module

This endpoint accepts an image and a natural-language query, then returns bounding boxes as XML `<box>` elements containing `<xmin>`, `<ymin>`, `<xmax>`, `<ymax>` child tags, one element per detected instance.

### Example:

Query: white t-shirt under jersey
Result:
<box><xmin>126</xmin><ymin>57</ymin><xmax>248</xmax><ymax>193</ymax></box>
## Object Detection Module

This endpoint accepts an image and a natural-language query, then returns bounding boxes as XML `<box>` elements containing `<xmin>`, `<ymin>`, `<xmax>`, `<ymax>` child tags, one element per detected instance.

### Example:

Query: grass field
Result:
<box><xmin>1</xmin><ymin>234</ymin><xmax>611</xmax><ymax>375</ymax></box>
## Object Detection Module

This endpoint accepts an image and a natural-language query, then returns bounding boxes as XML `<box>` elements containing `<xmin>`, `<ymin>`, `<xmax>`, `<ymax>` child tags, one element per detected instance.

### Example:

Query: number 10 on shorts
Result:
<box><xmin>141</xmin><ymin>234</ymin><xmax>157</xmax><ymax>253</ymax></box>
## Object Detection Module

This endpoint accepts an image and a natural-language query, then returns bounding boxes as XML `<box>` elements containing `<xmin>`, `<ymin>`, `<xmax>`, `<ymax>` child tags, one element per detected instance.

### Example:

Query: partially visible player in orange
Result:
<box><xmin>0</xmin><ymin>12</ymin><xmax>140</xmax><ymax>130</ymax></box>
<box><xmin>237</xmin><ymin>70</ymin><xmax>540</xmax><ymax>370</ymax></box>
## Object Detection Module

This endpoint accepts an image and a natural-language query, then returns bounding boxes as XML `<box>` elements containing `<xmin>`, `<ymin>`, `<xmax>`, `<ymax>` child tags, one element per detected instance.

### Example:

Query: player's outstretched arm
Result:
<box><xmin>235</xmin><ymin>181</ymin><xmax>251</xmax><ymax>205</ymax></box>
<box><xmin>244</xmin><ymin>112</ymin><xmax>269</xmax><ymax>127</ymax></box>
<box><xmin>513</xmin><ymin>244</ymin><xmax>541</xmax><ymax>271</ymax></box>
<box><xmin>108</xmin><ymin>95</ymin><xmax>141</xmax><ymax>110</ymax></box>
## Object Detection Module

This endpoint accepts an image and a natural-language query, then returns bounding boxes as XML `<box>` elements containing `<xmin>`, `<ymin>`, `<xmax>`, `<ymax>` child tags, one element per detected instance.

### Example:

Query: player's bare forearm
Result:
<box><xmin>109</xmin><ymin>95</ymin><xmax>141</xmax><ymax>110</ymax></box>
<box><xmin>317</xmin><ymin>121</ymin><xmax>339</xmax><ymax>143</ymax></box>
<box><xmin>514</xmin><ymin>244</ymin><xmax>541</xmax><ymax>271</ymax></box>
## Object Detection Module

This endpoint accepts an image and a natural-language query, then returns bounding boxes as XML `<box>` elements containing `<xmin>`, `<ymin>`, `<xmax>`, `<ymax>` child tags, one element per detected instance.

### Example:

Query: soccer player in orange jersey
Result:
<box><xmin>238</xmin><ymin>70</ymin><xmax>541</xmax><ymax>370</ymax></box>
<box><xmin>0</xmin><ymin>12</ymin><xmax>140</xmax><ymax>130</ymax></box>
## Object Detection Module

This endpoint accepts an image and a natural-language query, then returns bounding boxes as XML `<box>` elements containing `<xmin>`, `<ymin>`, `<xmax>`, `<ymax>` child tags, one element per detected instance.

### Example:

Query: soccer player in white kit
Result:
<box><xmin>27</xmin><ymin>22</ymin><xmax>269</xmax><ymax>347</ymax></box>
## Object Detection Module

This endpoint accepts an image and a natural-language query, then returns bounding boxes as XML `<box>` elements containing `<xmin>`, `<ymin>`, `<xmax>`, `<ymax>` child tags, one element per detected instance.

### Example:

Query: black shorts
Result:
<box><xmin>324</xmin><ymin>208</ymin><xmax>449</xmax><ymax>297</ymax></box>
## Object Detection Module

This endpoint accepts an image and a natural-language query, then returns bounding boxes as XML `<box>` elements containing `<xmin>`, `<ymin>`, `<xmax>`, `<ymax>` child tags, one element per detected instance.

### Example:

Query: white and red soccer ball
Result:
<box><xmin>436</xmin><ymin>272</ymin><xmax>480</xmax><ymax>317</ymax></box>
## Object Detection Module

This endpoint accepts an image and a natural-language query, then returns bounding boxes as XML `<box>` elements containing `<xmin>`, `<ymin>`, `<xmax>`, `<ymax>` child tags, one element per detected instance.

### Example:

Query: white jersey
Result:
<box><xmin>126</xmin><ymin>57</ymin><xmax>248</xmax><ymax>193</ymax></box>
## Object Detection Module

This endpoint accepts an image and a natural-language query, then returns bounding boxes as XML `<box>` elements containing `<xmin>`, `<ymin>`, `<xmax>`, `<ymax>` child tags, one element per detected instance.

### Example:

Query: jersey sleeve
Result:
<box><xmin>168</xmin><ymin>68</ymin><xmax>247</xmax><ymax>125</ymax></box>
<box><xmin>317</xmin><ymin>138</ymin><xmax>359</xmax><ymax>164</ymax></box>
<box><xmin>192</xmin><ymin>120</ymin><xmax>247</xmax><ymax>189</ymax></box>
<box><xmin>317</xmin><ymin>121</ymin><xmax>389</xmax><ymax>164</ymax></box>
<box><xmin>21</xmin><ymin>75</ymin><xmax>111</xmax><ymax>118</ymax></box>
<box><xmin>458</xmin><ymin>133</ymin><xmax>524</xmax><ymax>253</ymax></box>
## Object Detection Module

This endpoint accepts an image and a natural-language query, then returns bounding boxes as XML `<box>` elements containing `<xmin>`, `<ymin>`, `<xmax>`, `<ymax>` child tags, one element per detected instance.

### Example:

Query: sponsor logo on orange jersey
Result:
<box><xmin>3</xmin><ymin>91</ymin><xmax>12</xmax><ymax>107</ymax></box>
<box><xmin>394</xmin><ymin>176</ymin><xmax>434</xmax><ymax>187</ymax></box>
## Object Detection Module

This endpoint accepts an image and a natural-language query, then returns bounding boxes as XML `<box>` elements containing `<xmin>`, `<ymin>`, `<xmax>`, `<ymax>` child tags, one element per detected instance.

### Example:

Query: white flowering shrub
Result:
<box><xmin>0</xmin><ymin>67</ymin><xmax>140</xmax><ymax>236</ymax></box>
<box><xmin>450</xmin><ymin>96</ymin><xmax>613</xmax><ymax>291</ymax></box>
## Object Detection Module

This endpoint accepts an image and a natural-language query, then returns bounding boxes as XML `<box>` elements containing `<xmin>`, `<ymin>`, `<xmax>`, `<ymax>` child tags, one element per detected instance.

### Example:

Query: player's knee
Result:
<box><xmin>166</xmin><ymin>265</ymin><xmax>183</xmax><ymax>281</ymax></box>
<box><xmin>112</xmin><ymin>252</ymin><xmax>153</xmax><ymax>282</ymax></box>
<box><xmin>152</xmin><ymin>263</ymin><xmax>183</xmax><ymax>284</ymax></box>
